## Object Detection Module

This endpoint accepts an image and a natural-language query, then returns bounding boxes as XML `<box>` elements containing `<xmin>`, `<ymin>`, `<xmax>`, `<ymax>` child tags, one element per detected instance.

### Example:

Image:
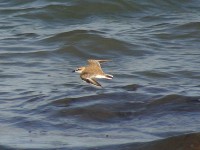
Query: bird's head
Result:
<box><xmin>73</xmin><ymin>67</ymin><xmax>85</xmax><ymax>73</ymax></box>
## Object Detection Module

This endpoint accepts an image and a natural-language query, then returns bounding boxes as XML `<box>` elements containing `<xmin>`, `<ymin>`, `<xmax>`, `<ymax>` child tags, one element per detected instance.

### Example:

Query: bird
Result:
<box><xmin>73</xmin><ymin>59</ymin><xmax>113</xmax><ymax>87</ymax></box>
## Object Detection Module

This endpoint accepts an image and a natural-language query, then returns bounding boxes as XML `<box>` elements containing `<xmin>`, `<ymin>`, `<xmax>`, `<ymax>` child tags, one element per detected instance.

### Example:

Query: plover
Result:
<box><xmin>73</xmin><ymin>59</ymin><xmax>113</xmax><ymax>87</ymax></box>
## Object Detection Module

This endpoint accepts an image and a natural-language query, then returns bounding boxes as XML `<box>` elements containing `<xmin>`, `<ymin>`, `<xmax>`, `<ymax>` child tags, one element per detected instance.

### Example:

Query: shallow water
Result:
<box><xmin>0</xmin><ymin>0</ymin><xmax>200</xmax><ymax>149</ymax></box>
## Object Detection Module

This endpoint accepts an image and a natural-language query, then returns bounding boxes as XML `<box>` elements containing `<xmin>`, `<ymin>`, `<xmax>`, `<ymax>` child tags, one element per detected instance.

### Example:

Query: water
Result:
<box><xmin>0</xmin><ymin>0</ymin><xmax>200</xmax><ymax>149</ymax></box>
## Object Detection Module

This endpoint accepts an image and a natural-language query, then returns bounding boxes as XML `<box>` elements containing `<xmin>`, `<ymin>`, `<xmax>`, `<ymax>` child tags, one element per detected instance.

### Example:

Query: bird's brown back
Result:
<box><xmin>83</xmin><ymin>64</ymin><xmax>104</xmax><ymax>75</ymax></box>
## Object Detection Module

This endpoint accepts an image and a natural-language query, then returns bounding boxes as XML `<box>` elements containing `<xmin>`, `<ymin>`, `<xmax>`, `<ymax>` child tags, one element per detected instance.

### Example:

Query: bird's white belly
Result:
<box><xmin>95</xmin><ymin>75</ymin><xmax>106</xmax><ymax>79</ymax></box>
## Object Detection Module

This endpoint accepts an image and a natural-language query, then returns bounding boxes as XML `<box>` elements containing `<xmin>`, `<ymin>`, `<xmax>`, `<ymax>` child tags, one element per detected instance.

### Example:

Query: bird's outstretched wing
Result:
<box><xmin>84</xmin><ymin>78</ymin><xmax>102</xmax><ymax>87</ymax></box>
<box><xmin>87</xmin><ymin>59</ymin><xmax>111</xmax><ymax>66</ymax></box>
<box><xmin>80</xmin><ymin>73</ymin><xmax>102</xmax><ymax>87</ymax></box>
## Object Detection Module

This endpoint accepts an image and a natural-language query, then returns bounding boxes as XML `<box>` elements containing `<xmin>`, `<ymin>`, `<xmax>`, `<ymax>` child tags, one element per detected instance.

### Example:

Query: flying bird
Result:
<box><xmin>73</xmin><ymin>59</ymin><xmax>113</xmax><ymax>87</ymax></box>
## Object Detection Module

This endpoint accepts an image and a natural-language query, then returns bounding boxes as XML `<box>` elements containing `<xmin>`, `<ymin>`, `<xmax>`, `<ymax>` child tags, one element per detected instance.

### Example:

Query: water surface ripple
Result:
<box><xmin>0</xmin><ymin>0</ymin><xmax>200</xmax><ymax>149</ymax></box>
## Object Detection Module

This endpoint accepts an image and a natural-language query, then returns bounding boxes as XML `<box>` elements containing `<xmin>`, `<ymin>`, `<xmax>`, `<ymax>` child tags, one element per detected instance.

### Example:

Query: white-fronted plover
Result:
<box><xmin>73</xmin><ymin>59</ymin><xmax>113</xmax><ymax>87</ymax></box>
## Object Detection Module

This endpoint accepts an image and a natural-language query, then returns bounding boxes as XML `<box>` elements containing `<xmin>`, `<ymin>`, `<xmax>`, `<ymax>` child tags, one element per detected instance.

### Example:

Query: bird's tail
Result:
<box><xmin>105</xmin><ymin>74</ymin><xmax>113</xmax><ymax>79</ymax></box>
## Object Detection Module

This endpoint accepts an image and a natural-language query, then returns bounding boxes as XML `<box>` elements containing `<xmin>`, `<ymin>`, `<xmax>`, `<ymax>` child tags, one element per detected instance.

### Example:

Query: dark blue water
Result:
<box><xmin>0</xmin><ymin>0</ymin><xmax>200</xmax><ymax>149</ymax></box>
